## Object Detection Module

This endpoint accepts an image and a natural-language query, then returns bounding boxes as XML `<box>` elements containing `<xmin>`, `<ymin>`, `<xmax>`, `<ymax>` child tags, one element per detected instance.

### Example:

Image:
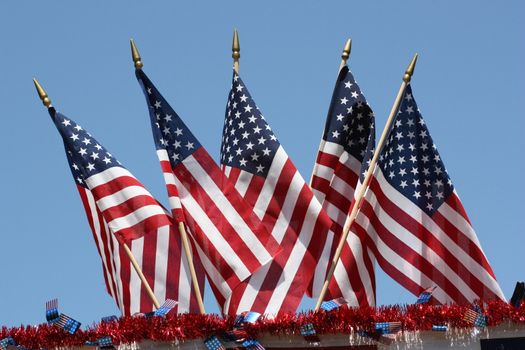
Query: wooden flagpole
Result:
<box><xmin>130</xmin><ymin>39</ymin><xmax>206</xmax><ymax>314</ymax></box>
<box><xmin>308</xmin><ymin>38</ymin><xmax>352</xmax><ymax>188</ymax></box>
<box><xmin>314</xmin><ymin>53</ymin><xmax>419</xmax><ymax>311</ymax></box>
<box><xmin>33</xmin><ymin>78</ymin><xmax>161</xmax><ymax>310</ymax></box>
<box><xmin>232</xmin><ymin>29</ymin><xmax>240</xmax><ymax>74</ymax></box>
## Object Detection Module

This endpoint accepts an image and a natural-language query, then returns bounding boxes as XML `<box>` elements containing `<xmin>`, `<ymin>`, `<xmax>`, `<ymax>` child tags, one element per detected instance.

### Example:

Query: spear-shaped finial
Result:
<box><xmin>33</xmin><ymin>78</ymin><xmax>52</xmax><ymax>108</ymax></box>
<box><xmin>130</xmin><ymin>39</ymin><xmax>143</xmax><ymax>69</ymax></box>
<box><xmin>403</xmin><ymin>53</ymin><xmax>418</xmax><ymax>83</ymax></box>
<box><xmin>232</xmin><ymin>29</ymin><xmax>240</xmax><ymax>73</ymax></box>
<box><xmin>339</xmin><ymin>38</ymin><xmax>352</xmax><ymax>71</ymax></box>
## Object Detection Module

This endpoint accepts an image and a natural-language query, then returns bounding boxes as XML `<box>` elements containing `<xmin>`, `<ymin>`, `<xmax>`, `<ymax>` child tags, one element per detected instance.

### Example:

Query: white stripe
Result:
<box><xmin>310</xmin><ymin>230</ymin><xmax>334</xmax><ymax>297</ymax></box>
<box><xmin>235</xmin><ymin>169</ymin><xmax>254</xmax><ymax>198</ymax></box>
<box><xmin>181</xmin><ymin>154</ymin><xmax>272</xmax><ymax>264</ymax></box>
<box><xmin>96</xmin><ymin>185</ymin><xmax>153</xmax><ymax>211</ymax></box>
<box><xmin>364</xmin><ymin>183</ymin><xmax>478</xmax><ymax>302</ymax></box>
<box><xmin>85</xmin><ymin>166</ymin><xmax>133</xmax><ymax>188</ymax></box>
<box><xmin>332</xmin><ymin>258</ymin><xmax>359</xmax><ymax>306</ymax></box>
<box><xmin>318</xmin><ymin>141</ymin><xmax>345</xmax><ymax>157</ymax></box>
<box><xmin>374</xmin><ymin>170</ymin><xmax>502</xmax><ymax>299</ymax></box>
<box><xmin>253</xmin><ymin>146</ymin><xmax>288</xmax><ymax>219</ymax></box>
<box><xmin>106</xmin><ymin>205</ymin><xmax>166</xmax><ymax>232</ymax></box>
<box><xmin>312</xmin><ymin>188</ymin><xmax>326</xmax><ymax>204</ymax></box>
<box><xmin>109</xmin><ymin>227</ymin><xmax>125</xmax><ymax>314</ymax></box>
<box><xmin>355</xmin><ymin>212</ymin><xmax>452</xmax><ymax>304</ymax></box>
<box><xmin>153</xmin><ymin>225</ymin><xmax>170</xmax><ymax>309</ymax></box>
<box><xmin>84</xmin><ymin>189</ymin><xmax>118</xmax><ymax>308</ymax></box>
<box><xmin>234</xmin><ymin>263</ymin><xmax>272</xmax><ymax>315</ymax></box>
<box><xmin>329</xmin><ymin>173</ymin><xmax>357</xmax><ymax>201</ymax></box>
<box><xmin>194</xmin><ymin>242</ymin><xmax>232</xmax><ymax>301</ymax></box>
<box><xmin>130</xmin><ymin>237</ymin><xmax>145</xmax><ymax>314</ymax></box>
<box><xmin>313</xmin><ymin>164</ymin><xmax>335</xmax><ymax>182</ymax></box>
<box><xmin>269</xmin><ymin>171</ymin><xmax>303</xmax><ymax>243</ymax></box>
<box><xmin>223</xmin><ymin>166</ymin><xmax>232</xmax><ymax>178</ymax></box>
<box><xmin>177</xmin><ymin>227</ymin><xmax>193</xmax><ymax>313</ymax></box>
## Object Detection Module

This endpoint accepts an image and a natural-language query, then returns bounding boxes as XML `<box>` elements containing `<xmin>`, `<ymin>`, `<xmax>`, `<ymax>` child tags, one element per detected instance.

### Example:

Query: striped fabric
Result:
<box><xmin>309</xmin><ymin>66</ymin><xmax>376</xmax><ymax>307</ymax></box>
<box><xmin>353</xmin><ymin>84</ymin><xmax>504</xmax><ymax>305</ymax></box>
<box><xmin>135</xmin><ymin>69</ymin><xmax>280</xmax><ymax>312</ymax></box>
<box><xmin>220</xmin><ymin>72</ymin><xmax>332</xmax><ymax>316</ymax></box>
<box><xmin>50</xmin><ymin>107</ymin><xmax>203</xmax><ymax>316</ymax></box>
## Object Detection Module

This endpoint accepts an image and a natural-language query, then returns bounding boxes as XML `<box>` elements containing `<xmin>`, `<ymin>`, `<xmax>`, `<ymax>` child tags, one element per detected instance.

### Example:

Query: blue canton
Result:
<box><xmin>49</xmin><ymin>108</ymin><xmax>120</xmax><ymax>189</ymax></box>
<box><xmin>136</xmin><ymin>70</ymin><xmax>201</xmax><ymax>168</ymax></box>
<box><xmin>220</xmin><ymin>72</ymin><xmax>280</xmax><ymax>177</ymax></box>
<box><xmin>377</xmin><ymin>85</ymin><xmax>454</xmax><ymax>216</ymax></box>
<box><xmin>323</xmin><ymin>66</ymin><xmax>375</xmax><ymax>180</ymax></box>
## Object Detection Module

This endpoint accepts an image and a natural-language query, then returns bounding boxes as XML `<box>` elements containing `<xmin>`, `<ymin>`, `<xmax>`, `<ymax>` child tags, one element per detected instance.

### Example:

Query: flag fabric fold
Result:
<box><xmin>49</xmin><ymin>107</ymin><xmax>200</xmax><ymax>315</ymax></box>
<box><xmin>354</xmin><ymin>84</ymin><xmax>505</xmax><ymax>304</ymax></box>
<box><xmin>220</xmin><ymin>71</ymin><xmax>333</xmax><ymax>316</ymax></box>
<box><xmin>309</xmin><ymin>65</ymin><xmax>376</xmax><ymax>307</ymax></box>
<box><xmin>135</xmin><ymin>69</ymin><xmax>280</xmax><ymax>312</ymax></box>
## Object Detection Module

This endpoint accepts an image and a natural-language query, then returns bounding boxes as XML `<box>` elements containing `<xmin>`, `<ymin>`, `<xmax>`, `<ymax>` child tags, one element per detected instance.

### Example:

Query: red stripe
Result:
<box><xmin>90</xmin><ymin>175</ymin><xmax>144</xmax><ymax>198</ymax></box>
<box><xmin>101</xmin><ymin>194</ymin><xmax>169</xmax><ymax>223</ymax></box>
<box><xmin>368</xmin><ymin>177</ymin><xmax>499</xmax><ymax>302</ymax></box>
<box><xmin>316</xmin><ymin>151</ymin><xmax>341</xmax><ymax>170</ymax></box>
<box><xmin>164</xmin><ymin>226</ymin><xmax>181</xmax><ymax>313</ymax></box>
<box><xmin>119</xmin><ymin>243</ymin><xmax>132</xmax><ymax>315</ymax></box>
<box><xmin>139</xmin><ymin>228</ymin><xmax>158</xmax><ymax>313</ymax></box>
<box><xmin>446</xmin><ymin>192</ymin><xmax>471</xmax><ymax>224</ymax></box>
<box><xmin>113</xmin><ymin>214</ymin><xmax>172</xmax><ymax>242</ymax></box>
<box><xmin>311</xmin><ymin>175</ymin><xmax>331</xmax><ymax>196</ymax></box>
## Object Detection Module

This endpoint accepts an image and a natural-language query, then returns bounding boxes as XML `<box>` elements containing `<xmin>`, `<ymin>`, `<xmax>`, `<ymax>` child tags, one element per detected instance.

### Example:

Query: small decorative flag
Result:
<box><xmin>153</xmin><ymin>299</ymin><xmax>178</xmax><ymax>317</ymax></box>
<box><xmin>510</xmin><ymin>281</ymin><xmax>525</xmax><ymax>308</ymax></box>
<box><xmin>320</xmin><ymin>297</ymin><xmax>347</xmax><ymax>312</ymax></box>
<box><xmin>432</xmin><ymin>325</ymin><xmax>448</xmax><ymax>332</ymax></box>
<box><xmin>375</xmin><ymin>321</ymin><xmax>402</xmax><ymax>335</ymax></box>
<box><xmin>234</xmin><ymin>311</ymin><xmax>261</xmax><ymax>328</ymax></box>
<box><xmin>464</xmin><ymin>306</ymin><xmax>487</xmax><ymax>328</ymax></box>
<box><xmin>56</xmin><ymin>314</ymin><xmax>81</xmax><ymax>334</ymax></box>
<box><xmin>300</xmin><ymin>323</ymin><xmax>320</xmax><ymax>343</ymax></box>
<box><xmin>242</xmin><ymin>339</ymin><xmax>265</xmax><ymax>350</ymax></box>
<box><xmin>45</xmin><ymin>299</ymin><xmax>60</xmax><ymax>324</ymax></box>
<box><xmin>86</xmin><ymin>337</ymin><xmax>114</xmax><ymax>350</ymax></box>
<box><xmin>222</xmin><ymin>329</ymin><xmax>248</xmax><ymax>343</ymax></box>
<box><xmin>0</xmin><ymin>337</ymin><xmax>16</xmax><ymax>350</ymax></box>
<box><xmin>101</xmin><ymin>315</ymin><xmax>119</xmax><ymax>323</ymax></box>
<box><xmin>416</xmin><ymin>287</ymin><xmax>436</xmax><ymax>304</ymax></box>
<box><xmin>203</xmin><ymin>336</ymin><xmax>225</xmax><ymax>350</ymax></box>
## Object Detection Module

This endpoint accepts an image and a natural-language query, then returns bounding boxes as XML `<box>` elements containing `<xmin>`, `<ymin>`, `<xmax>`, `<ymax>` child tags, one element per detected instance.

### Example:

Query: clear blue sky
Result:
<box><xmin>1</xmin><ymin>1</ymin><xmax>523</xmax><ymax>327</ymax></box>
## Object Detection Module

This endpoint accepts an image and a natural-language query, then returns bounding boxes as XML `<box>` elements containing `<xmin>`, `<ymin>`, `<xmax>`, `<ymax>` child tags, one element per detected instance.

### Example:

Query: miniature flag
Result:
<box><xmin>375</xmin><ymin>321</ymin><xmax>402</xmax><ymax>335</ymax></box>
<box><xmin>221</xmin><ymin>71</ymin><xmax>332</xmax><ymax>316</ymax></box>
<box><xmin>86</xmin><ymin>337</ymin><xmax>114</xmax><ymax>350</ymax></box>
<box><xmin>300</xmin><ymin>323</ymin><xmax>320</xmax><ymax>343</ymax></box>
<box><xmin>464</xmin><ymin>306</ymin><xmax>487</xmax><ymax>327</ymax></box>
<box><xmin>136</xmin><ymin>69</ymin><xmax>279</xmax><ymax>312</ymax></box>
<box><xmin>234</xmin><ymin>311</ymin><xmax>261</xmax><ymax>327</ymax></box>
<box><xmin>0</xmin><ymin>337</ymin><xmax>16</xmax><ymax>350</ymax></box>
<box><xmin>154</xmin><ymin>299</ymin><xmax>178</xmax><ymax>317</ymax></box>
<box><xmin>352</xmin><ymin>84</ymin><xmax>505</xmax><ymax>304</ymax></box>
<box><xmin>222</xmin><ymin>329</ymin><xmax>248</xmax><ymax>342</ymax></box>
<box><xmin>309</xmin><ymin>65</ymin><xmax>376</xmax><ymax>308</ymax></box>
<box><xmin>320</xmin><ymin>297</ymin><xmax>347</xmax><ymax>312</ymax></box>
<box><xmin>242</xmin><ymin>339</ymin><xmax>266</xmax><ymax>350</ymax></box>
<box><xmin>203</xmin><ymin>336</ymin><xmax>226</xmax><ymax>350</ymax></box>
<box><xmin>432</xmin><ymin>325</ymin><xmax>448</xmax><ymax>332</ymax></box>
<box><xmin>48</xmin><ymin>107</ymin><xmax>199</xmax><ymax>315</ymax></box>
<box><xmin>56</xmin><ymin>314</ymin><xmax>81</xmax><ymax>334</ymax></box>
<box><xmin>416</xmin><ymin>286</ymin><xmax>436</xmax><ymax>304</ymax></box>
<box><xmin>101</xmin><ymin>315</ymin><xmax>118</xmax><ymax>323</ymax></box>
<box><xmin>45</xmin><ymin>298</ymin><xmax>60</xmax><ymax>324</ymax></box>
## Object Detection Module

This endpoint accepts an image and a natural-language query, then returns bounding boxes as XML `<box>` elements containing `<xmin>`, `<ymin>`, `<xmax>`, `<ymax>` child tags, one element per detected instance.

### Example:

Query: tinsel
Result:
<box><xmin>1</xmin><ymin>300</ymin><xmax>524</xmax><ymax>349</ymax></box>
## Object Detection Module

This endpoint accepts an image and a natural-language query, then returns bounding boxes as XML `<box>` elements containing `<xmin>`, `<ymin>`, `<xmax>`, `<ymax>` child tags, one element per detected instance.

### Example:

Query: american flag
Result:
<box><xmin>220</xmin><ymin>71</ymin><xmax>332</xmax><ymax>316</ymax></box>
<box><xmin>135</xmin><ymin>69</ymin><xmax>280</xmax><ymax>311</ymax></box>
<box><xmin>49</xmin><ymin>107</ymin><xmax>201</xmax><ymax>315</ymax></box>
<box><xmin>463</xmin><ymin>306</ymin><xmax>487</xmax><ymax>327</ymax></box>
<box><xmin>416</xmin><ymin>286</ymin><xmax>436</xmax><ymax>304</ymax></box>
<box><xmin>309</xmin><ymin>65</ymin><xmax>376</xmax><ymax>307</ymax></box>
<box><xmin>353</xmin><ymin>84</ymin><xmax>505</xmax><ymax>304</ymax></box>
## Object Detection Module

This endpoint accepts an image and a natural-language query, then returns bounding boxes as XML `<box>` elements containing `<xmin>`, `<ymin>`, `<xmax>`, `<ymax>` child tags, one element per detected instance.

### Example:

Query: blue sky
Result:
<box><xmin>0</xmin><ymin>1</ymin><xmax>523</xmax><ymax>327</ymax></box>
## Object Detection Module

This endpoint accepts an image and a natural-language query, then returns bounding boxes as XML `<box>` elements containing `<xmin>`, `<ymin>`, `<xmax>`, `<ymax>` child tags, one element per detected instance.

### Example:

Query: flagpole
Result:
<box><xmin>232</xmin><ymin>29</ymin><xmax>240</xmax><ymax>73</ymax></box>
<box><xmin>308</xmin><ymin>39</ymin><xmax>352</xmax><ymax>189</ymax></box>
<box><xmin>314</xmin><ymin>53</ymin><xmax>419</xmax><ymax>311</ymax></box>
<box><xmin>33</xmin><ymin>78</ymin><xmax>161</xmax><ymax>310</ymax></box>
<box><xmin>130</xmin><ymin>39</ymin><xmax>206</xmax><ymax>314</ymax></box>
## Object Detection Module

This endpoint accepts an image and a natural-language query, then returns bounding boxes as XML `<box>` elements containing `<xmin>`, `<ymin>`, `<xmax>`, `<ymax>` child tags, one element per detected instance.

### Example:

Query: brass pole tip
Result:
<box><xmin>403</xmin><ymin>53</ymin><xmax>418</xmax><ymax>83</ymax></box>
<box><xmin>33</xmin><ymin>78</ymin><xmax>52</xmax><ymax>108</ymax></box>
<box><xmin>130</xmin><ymin>39</ymin><xmax>143</xmax><ymax>69</ymax></box>
<box><xmin>232</xmin><ymin>29</ymin><xmax>240</xmax><ymax>60</ymax></box>
<box><xmin>341</xmin><ymin>38</ymin><xmax>352</xmax><ymax>61</ymax></box>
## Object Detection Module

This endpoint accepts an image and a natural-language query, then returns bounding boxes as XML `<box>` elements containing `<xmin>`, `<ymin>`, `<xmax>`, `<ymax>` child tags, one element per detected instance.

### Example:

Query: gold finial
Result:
<box><xmin>33</xmin><ymin>78</ymin><xmax>52</xmax><ymax>108</ymax></box>
<box><xmin>403</xmin><ymin>53</ymin><xmax>418</xmax><ymax>83</ymax></box>
<box><xmin>130</xmin><ymin>39</ymin><xmax>143</xmax><ymax>69</ymax></box>
<box><xmin>232</xmin><ymin>29</ymin><xmax>240</xmax><ymax>73</ymax></box>
<box><xmin>341</xmin><ymin>38</ymin><xmax>352</xmax><ymax>62</ymax></box>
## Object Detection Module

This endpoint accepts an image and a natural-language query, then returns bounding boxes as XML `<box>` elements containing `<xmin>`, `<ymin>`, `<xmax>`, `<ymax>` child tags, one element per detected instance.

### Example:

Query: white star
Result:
<box><xmin>400</xmin><ymin>180</ymin><xmax>408</xmax><ymax>188</ymax></box>
<box><xmin>253</xmin><ymin>126</ymin><xmax>262</xmax><ymax>134</ymax></box>
<box><xmin>336</xmin><ymin>114</ymin><xmax>344</xmax><ymax>121</ymax></box>
<box><xmin>344</xmin><ymin>81</ymin><xmax>353</xmax><ymax>89</ymax></box>
<box><xmin>72</xmin><ymin>163</ymin><xmax>79</xmax><ymax>170</ymax></box>
<box><xmin>412</xmin><ymin>179</ymin><xmax>420</xmax><ymax>187</ymax></box>
<box><xmin>235</xmin><ymin>111</ymin><xmax>241</xmax><ymax>119</ymax></box>
<box><xmin>340</xmin><ymin>97</ymin><xmax>349</xmax><ymax>105</ymax></box>
<box><xmin>421</xmin><ymin>155</ymin><xmax>429</xmax><ymax>163</ymax></box>
<box><xmin>163</xmin><ymin>126</ymin><xmax>171</xmax><ymax>135</ymax></box>
<box><xmin>426</xmin><ymin>203</ymin><xmax>433</xmax><ymax>211</ymax></box>
<box><xmin>241</xmin><ymin>131</ymin><xmax>250</xmax><ymax>139</ymax></box>
<box><xmin>436</xmin><ymin>192</ymin><xmax>444</xmax><ymax>200</ymax></box>
<box><xmin>410</xmin><ymin>167</ymin><xmax>419</xmax><ymax>175</ymax></box>
<box><xmin>74</xmin><ymin>124</ymin><xmax>82</xmax><ymax>131</ymax></box>
<box><xmin>186</xmin><ymin>142</ymin><xmax>194</xmax><ymax>150</ymax></box>
<box><xmin>424</xmin><ymin>179</ymin><xmax>431</xmax><ymax>187</ymax></box>
<box><xmin>164</xmin><ymin>114</ymin><xmax>173</xmax><ymax>122</ymax></box>
<box><xmin>87</xmin><ymin>163</ymin><xmax>95</xmax><ymax>171</ymax></box>
<box><xmin>397</xmin><ymin>144</ymin><xmax>405</xmax><ymax>152</ymax></box>
<box><xmin>147</xmin><ymin>87</ymin><xmax>152</xmax><ymax>95</ymax></box>
<box><xmin>332</xmin><ymin>130</ymin><xmax>340</xmax><ymax>138</ymax></box>
<box><xmin>246</xmin><ymin>142</ymin><xmax>254</xmax><ymax>150</ymax></box>
<box><xmin>434</xmin><ymin>166</ymin><xmax>443</xmax><ymax>175</ymax></box>
<box><xmin>395</xmin><ymin>132</ymin><xmax>403</xmax><ymax>140</ymax></box>
<box><xmin>238</xmin><ymin>121</ymin><xmax>246</xmax><ymax>129</ymax></box>
<box><xmin>251</xmin><ymin>153</ymin><xmax>260</xmax><ymax>161</ymax></box>
<box><xmin>240</xmin><ymin>94</ymin><xmax>248</xmax><ymax>102</ymax></box>
<box><xmin>256</xmin><ymin>164</ymin><xmax>264</xmax><ymax>173</ymax></box>
<box><xmin>425</xmin><ymin>191</ymin><xmax>432</xmax><ymax>199</ymax></box>
<box><xmin>70</xmin><ymin>133</ymin><xmax>79</xmax><ymax>141</ymax></box>
<box><xmin>434</xmin><ymin>154</ymin><xmax>441</xmax><ymax>162</ymax></box>
<box><xmin>248</xmin><ymin>115</ymin><xmax>257</xmax><ymax>123</ymax></box>
<box><xmin>82</xmin><ymin>137</ymin><xmax>91</xmax><ymax>145</ymax></box>
<box><xmin>406</xmin><ymin>106</ymin><xmax>414</xmax><ymax>114</ymax></box>
<box><xmin>398</xmin><ymin>156</ymin><xmax>406</xmax><ymax>164</ymax></box>
<box><xmin>79</xmin><ymin>148</ymin><xmax>87</xmax><ymax>156</ymax></box>
<box><xmin>399</xmin><ymin>168</ymin><xmax>407</xmax><ymax>176</ymax></box>
<box><xmin>409</xmin><ymin>155</ymin><xmax>417</xmax><ymax>163</ymax></box>
<box><xmin>239</xmin><ymin>158</ymin><xmax>247</xmax><ymax>166</ymax></box>
<box><xmin>103</xmin><ymin>157</ymin><xmax>112</xmax><ymax>164</ymax></box>
<box><xmin>419</xmin><ymin>130</ymin><xmax>428</xmax><ymax>138</ymax></box>
<box><xmin>258</xmin><ymin>136</ymin><xmax>267</xmax><ymax>144</ymax></box>
<box><xmin>235</xmin><ymin>148</ymin><xmax>242</xmax><ymax>155</ymax></box>
<box><xmin>262</xmin><ymin>147</ymin><xmax>271</xmax><ymax>156</ymax></box>
<box><xmin>171</xmin><ymin>153</ymin><xmax>179</xmax><ymax>161</ymax></box>
<box><xmin>351</xmin><ymin>91</ymin><xmax>359</xmax><ymax>98</ymax></box>
<box><xmin>154</xmin><ymin>101</ymin><xmax>162</xmax><ymax>109</ymax></box>
<box><xmin>236</xmin><ymin>84</ymin><xmax>244</xmax><ymax>92</ymax></box>
<box><xmin>232</xmin><ymin>102</ymin><xmax>238</xmax><ymax>109</ymax></box>
<box><xmin>90</xmin><ymin>152</ymin><xmax>99</xmax><ymax>160</ymax></box>
<box><xmin>413</xmin><ymin>191</ymin><xmax>421</xmax><ymax>199</ymax></box>
<box><xmin>407</xmin><ymin>119</ymin><xmax>415</xmax><ymax>127</ymax></box>
<box><xmin>405</xmin><ymin>93</ymin><xmax>413</xmax><ymax>101</ymax></box>
<box><xmin>175</xmin><ymin>128</ymin><xmax>183</xmax><ymax>136</ymax></box>
<box><xmin>389</xmin><ymin>171</ymin><xmax>395</xmax><ymax>179</ymax></box>
<box><xmin>62</xmin><ymin>119</ymin><xmax>71</xmax><ymax>126</ymax></box>
<box><xmin>173</xmin><ymin>140</ymin><xmax>181</xmax><ymax>149</ymax></box>
<box><xmin>228</xmin><ymin>155</ymin><xmax>233</xmax><ymax>162</ymax></box>
<box><xmin>76</xmin><ymin>177</ymin><xmax>83</xmax><ymax>184</ymax></box>
<box><xmin>232</xmin><ymin>138</ymin><xmax>239</xmax><ymax>146</ymax></box>
<box><xmin>95</xmin><ymin>144</ymin><xmax>102</xmax><ymax>151</ymax></box>
<box><xmin>435</xmin><ymin>179</ymin><xmax>444</xmax><ymax>187</ymax></box>
<box><xmin>270</xmin><ymin>134</ymin><xmax>277</xmax><ymax>141</ymax></box>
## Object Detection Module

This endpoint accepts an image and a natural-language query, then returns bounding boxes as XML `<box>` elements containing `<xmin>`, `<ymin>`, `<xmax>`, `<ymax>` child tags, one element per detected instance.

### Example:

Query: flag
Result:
<box><xmin>220</xmin><ymin>71</ymin><xmax>333</xmax><ymax>316</ymax></box>
<box><xmin>135</xmin><ymin>69</ymin><xmax>280</xmax><ymax>311</ymax></box>
<box><xmin>416</xmin><ymin>286</ymin><xmax>436</xmax><ymax>304</ymax></box>
<box><xmin>309</xmin><ymin>65</ymin><xmax>376</xmax><ymax>307</ymax></box>
<box><xmin>464</xmin><ymin>306</ymin><xmax>487</xmax><ymax>327</ymax></box>
<box><xmin>375</xmin><ymin>321</ymin><xmax>402</xmax><ymax>335</ymax></box>
<box><xmin>352</xmin><ymin>84</ymin><xmax>505</xmax><ymax>304</ymax></box>
<box><xmin>49</xmin><ymin>107</ymin><xmax>201</xmax><ymax>315</ymax></box>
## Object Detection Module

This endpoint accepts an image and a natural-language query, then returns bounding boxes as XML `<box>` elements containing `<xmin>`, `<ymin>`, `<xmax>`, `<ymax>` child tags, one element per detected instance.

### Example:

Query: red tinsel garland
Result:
<box><xmin>1</xmin><ymin>300</ymin><xmax>524</xmax><ymax>349</ymax></box>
